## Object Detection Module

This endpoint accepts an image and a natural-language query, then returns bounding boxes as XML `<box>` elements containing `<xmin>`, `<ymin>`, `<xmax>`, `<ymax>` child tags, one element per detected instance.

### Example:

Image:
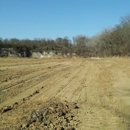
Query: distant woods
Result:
<box><xmin>88</xmin><ymin>15</ymin><xmax>130</xmax><ymax>57</ymax></box>
<box><xmin>0</xmin><ymin>14</ymin><xmax>130</xmax><ymax>57</ymax></box>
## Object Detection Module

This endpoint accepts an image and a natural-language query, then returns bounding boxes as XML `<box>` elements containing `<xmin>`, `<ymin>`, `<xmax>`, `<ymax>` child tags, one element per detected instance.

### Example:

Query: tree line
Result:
<box><xmin>0</xmin><ymin>14</ymin><xmax>130</xmax><ymax>57</ymax></box>
<box><xmin>88</xmin><ymin>15</ymin><xmax>130</xmax><ymax>57</ymax></box>
<box><xmin>0</xmin><ymin>37</ymin><xmax>76</xmax><ymax>57</ymax></box>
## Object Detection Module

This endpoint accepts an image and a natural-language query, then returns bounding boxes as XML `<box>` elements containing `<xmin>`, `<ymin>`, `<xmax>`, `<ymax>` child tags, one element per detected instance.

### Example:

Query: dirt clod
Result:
<box><xmin>19</xmin><ymin>99</ymin><xmax>79</xmax><ymax>130</ymax></box>
<box><xmin>1</xmin><ymin>106</ymin><xmax>12</xmax><ymax>113</ymax></box>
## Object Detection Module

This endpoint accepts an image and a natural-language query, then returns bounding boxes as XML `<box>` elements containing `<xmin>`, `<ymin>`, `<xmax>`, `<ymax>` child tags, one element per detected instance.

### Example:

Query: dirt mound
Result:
<box><xmin>19</xmin><ymin>99</ymin><xmax>80</xmax><ymax>130</ymax></box>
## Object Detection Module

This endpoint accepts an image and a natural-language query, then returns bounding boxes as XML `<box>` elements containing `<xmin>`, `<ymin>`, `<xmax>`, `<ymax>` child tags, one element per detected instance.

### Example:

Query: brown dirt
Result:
<box><xmin>0</xmin><ymin>57</ymin><xmax>130</xmax><ymax>130</ymax></box>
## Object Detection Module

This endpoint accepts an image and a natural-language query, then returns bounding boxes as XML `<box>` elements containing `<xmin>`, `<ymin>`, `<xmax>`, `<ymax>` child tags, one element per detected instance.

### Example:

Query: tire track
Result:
<box><xmin>29</xmin><ymin>60</ymin><xmax>85</xmax><ymax>102</ymax></box>
<box><xmin>47</xmin><ymin>61</ymin><xmax>85</xmax><ymax>100</ymax></box>
<box><xmin>0</xmin><ymin>63</ymin><xmax>72</xmax><ymax>103</ymax></box>
<box><xmin>0</xmin><ymin>60</ymin><xmax>79</xmax><ymax>107</ymax></box>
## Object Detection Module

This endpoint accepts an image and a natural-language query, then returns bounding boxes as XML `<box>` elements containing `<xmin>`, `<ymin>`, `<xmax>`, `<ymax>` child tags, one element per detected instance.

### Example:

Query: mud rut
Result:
<box><xmin>0</xmin><ymin>58</ymin><xmax>130</xmax><ymax>130</ymax></box>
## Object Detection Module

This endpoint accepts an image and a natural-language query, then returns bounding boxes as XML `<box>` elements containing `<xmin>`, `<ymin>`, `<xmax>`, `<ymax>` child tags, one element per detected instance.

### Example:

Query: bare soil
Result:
<box><xmin>0</xmin><ymin>57</ymin><xmax>130</xmax><ymax>130</ymax></box>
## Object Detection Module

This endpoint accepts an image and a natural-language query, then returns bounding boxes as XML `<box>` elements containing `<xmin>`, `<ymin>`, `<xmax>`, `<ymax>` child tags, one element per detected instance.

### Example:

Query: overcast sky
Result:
<box><xmin>0</xmin><ymin>0</ymin><xmax>130</xmax><ymax>40</ymax></box>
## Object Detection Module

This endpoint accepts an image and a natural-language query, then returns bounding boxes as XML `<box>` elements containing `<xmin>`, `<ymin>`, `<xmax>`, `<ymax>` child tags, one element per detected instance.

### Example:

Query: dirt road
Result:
<box><xmin>0</xmin><ymin>57</ymin><xmax>130</xmax><ymax>130</ymax></box>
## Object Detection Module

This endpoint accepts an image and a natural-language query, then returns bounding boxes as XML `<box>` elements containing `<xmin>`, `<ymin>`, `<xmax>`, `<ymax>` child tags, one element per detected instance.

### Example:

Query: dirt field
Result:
<box><xmin>0</xmin><ymin>57</ymin><xmax>130</xmax><ymax>130</ymax></box>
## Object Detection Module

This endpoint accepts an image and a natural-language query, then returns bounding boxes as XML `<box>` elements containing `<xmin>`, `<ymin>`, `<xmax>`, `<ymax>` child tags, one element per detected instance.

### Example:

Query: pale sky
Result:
<box><xmin>0</xmin><ymin>0</ymin><xmax>130</xmax><ymax>39</ymax></box>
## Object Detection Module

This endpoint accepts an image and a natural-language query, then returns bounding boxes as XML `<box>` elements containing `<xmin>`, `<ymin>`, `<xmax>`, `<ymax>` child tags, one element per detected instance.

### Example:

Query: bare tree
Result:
<box><xmin>73</xmin><ymin>35</ymin><xmax>89</xmax><ymax>56</ymax></box>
